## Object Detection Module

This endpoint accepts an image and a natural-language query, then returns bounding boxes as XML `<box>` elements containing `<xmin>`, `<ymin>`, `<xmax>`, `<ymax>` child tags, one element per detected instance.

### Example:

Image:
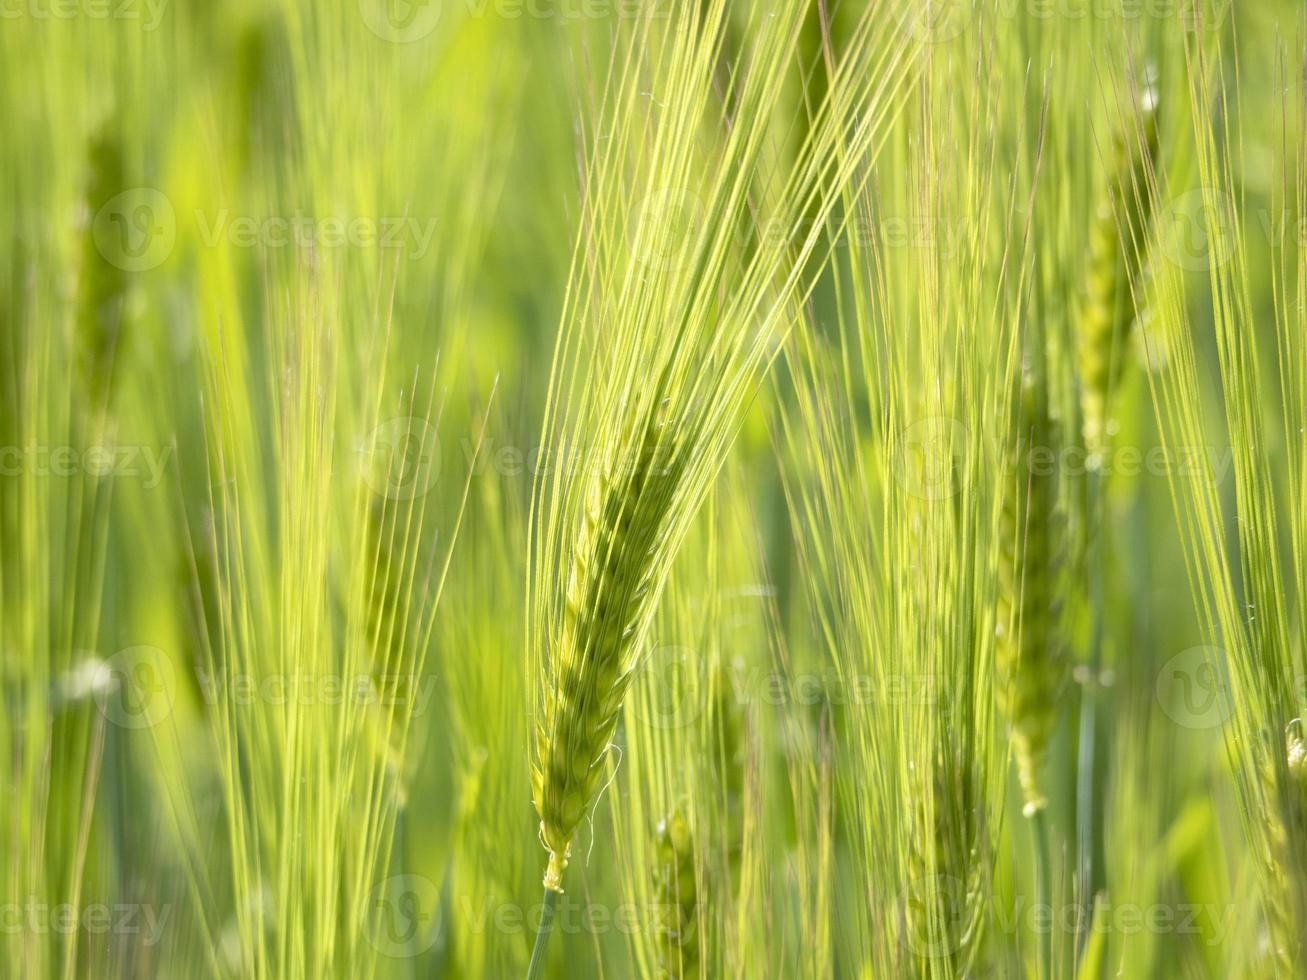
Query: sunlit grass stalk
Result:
<box><xmin>526</xmin><ymin>0</ymin><xmax>920</xmax><ymax>947</ymax></box>
<box><xmin>1072</xmin><ymin>72</ymin><xmax>1161</xmax><ymax>937</ymax></box>
<box><xmin>778</xmin><ymin>27</ymin><xmax>1044</xmax><ymax>973</ymax></box>
<box><xmin>1140</xmin><ymin>26</ymin><xmax>1306</xmax><ymax>975</ymax></box>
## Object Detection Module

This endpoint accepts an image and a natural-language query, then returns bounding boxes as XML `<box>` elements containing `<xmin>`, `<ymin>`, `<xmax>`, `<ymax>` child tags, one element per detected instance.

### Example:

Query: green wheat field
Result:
<box><xmin>6</xmin><ymin>0</ymin><xmax>1307</xmax><ymax>977</ymax></box>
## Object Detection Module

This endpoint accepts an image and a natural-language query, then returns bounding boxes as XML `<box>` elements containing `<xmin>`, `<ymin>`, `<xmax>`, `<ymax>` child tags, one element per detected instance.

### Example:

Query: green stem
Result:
<box><xmin>525</xmin><ymin>886</ymin><xmax>560</xmax><ymax>980</ymax></box>
<box><xmin>1033</xmin><ymin>807</ymin><xmax>1053</xmax><ymax>980</ymax></box>
<box><xmin>1075</xmin><ymin>467</ymin><xmax>1105</xmax><ymax>962</ymax></box>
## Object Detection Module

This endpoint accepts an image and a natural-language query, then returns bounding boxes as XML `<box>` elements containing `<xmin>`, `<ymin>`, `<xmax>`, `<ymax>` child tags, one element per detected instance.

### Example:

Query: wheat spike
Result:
<box><xmin>652</xmin><ymin>810</ymin><xmax>700</xmax><ymax>980</ymax></box>
<box><xmin>532</xmin><ymin>399</ymin><xmax>687</xmax><ymax>889</ymax></box>
<box><xmin>997</xmin><ymin>376</ymin><xmax>1067</xmax><ymax>817</ymax></box>
<box><xmin>1078</xmin><ymin>84</ymin><xmax>1160</xmax><ymax>455</ymax></box>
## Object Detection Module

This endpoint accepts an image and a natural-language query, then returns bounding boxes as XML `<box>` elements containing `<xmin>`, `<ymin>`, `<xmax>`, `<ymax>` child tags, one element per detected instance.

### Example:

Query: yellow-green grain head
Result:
<box><xmin>1078</xmin><ymin>85</ymin><xmax>1160</xmax><ymax>456</ymax></box>
<box><xmin>653</xmin><ymin>810</ymin><xmax>700</xmax><ymax>980</ymax></box>
<box><xmin>996</xmin><ymin>378</ymin><xmax>1067</xmax><ymax>817</ymax></box>
<box><xmin>532</xmin><ymin>403</ymin><xmax>687</xmax><ymax>890</ymax></box>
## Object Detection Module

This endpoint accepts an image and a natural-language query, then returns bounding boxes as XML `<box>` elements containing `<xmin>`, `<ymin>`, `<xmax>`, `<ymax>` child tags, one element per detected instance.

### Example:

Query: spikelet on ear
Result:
<box><xmin>1077</xmin><ymin>82</ymin><xmax>1160</xmax><ymax>456</ymax></box>
<box><xmin>77</xmin><ymin>126</ymin><xmax>127</xmax><ymax>418</ymax></box>
<box><xmin>526</xmin><ymin>0</ymin><xmax>919</xmax><ymax>894</ymax></box>
<box><xmin>904</xmin><ymin>747</ymin><xmax>984</xmax><ymax>976</ymax></box>
<box><xmin>532</xmin><ymin>401</ymin><xmax>688</xmax><ymax>889</ymax></box>
<box><xmin>996</xmin><ymin>376</ymin><xmax>1067</xmax><ymax>818</ymax></box>
<box><xmin>1260</xmin><ymin>725</ymin><xmax>1307</xmax><ymax>969</ymax></box>
<box><xmin>652</xmin><ymin>810</ymin><xmax>700</xmax><ymax>980</ymax></box>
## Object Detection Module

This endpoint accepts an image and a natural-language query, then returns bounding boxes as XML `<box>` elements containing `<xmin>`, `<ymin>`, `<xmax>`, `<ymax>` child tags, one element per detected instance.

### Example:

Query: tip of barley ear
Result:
<box><xmin>1016</xmin><ymin>750</ymin><xmax>1048</xmax><ymax>818</ymax></box>
<box><xmin>543</xmin><ymin>846</ymin><xmax>570</xmax><ymax>893</ymax></box>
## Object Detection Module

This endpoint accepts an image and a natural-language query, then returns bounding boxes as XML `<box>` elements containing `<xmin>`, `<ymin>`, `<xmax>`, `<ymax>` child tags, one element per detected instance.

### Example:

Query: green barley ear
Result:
<box><xmin>1263</xmin><ymin>725</ymin><xmax>1307</xmax><ymax>967</ymax></box>
<box><xmin>1077</xmin><ymin>75</ymin><xmax>1160</xmax><ymax>456</ymax></box>
<box><xmin>904</xmin><ymin>747</ymin><xmax>983</xmax><ymax>976</ymax></box>
<box><xmin>996</xmin><ymin>376</ymin><xmax>1068</xmax><ymax>817</ymax></box>
<box><xmin>708</xmin><ymin>660</ymin><xmax>745</xmax><ymax>882</ymax></box>
<box><xmin>526</xmin><ymin>0</ymin><xmax>917</xmax><ymax>907</ymax></box>
<box><xmin>77</xmin><ymin>126</ymin><xmax>127</xmax><ymax>417</ymax></box>
<box><xmin>653</xmin><ymin>810</ymin><xmax>700</xmax><ymax>980</ymax></box>
<box><xmin>532</xmin><ymin>401</ymin><xmax>688</xmax><ymax>890</ymax></box>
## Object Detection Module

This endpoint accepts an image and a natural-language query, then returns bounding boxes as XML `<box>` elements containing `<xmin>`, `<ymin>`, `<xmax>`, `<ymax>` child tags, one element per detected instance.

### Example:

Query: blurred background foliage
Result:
<box><xmin>1</xmin><ymin>0</ymin><xmax>1303</xmax><ymax>977</ymax></box>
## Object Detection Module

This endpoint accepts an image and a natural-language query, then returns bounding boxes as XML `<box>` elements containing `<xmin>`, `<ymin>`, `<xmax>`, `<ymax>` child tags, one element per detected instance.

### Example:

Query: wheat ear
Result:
<box><xmin>1077</xmin><ymin>83</ymin><xmax>1160</xmax><ymax>455</ymax></box>
<box><xmin>997</xmin><ymin>376</ymin><xmax>1067</xmax><ymax>818</ymax></box>
<box><xmin>532</xmin><ymin>401</ymin><xmax>686</xmax><ymax>889</ymax></box>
